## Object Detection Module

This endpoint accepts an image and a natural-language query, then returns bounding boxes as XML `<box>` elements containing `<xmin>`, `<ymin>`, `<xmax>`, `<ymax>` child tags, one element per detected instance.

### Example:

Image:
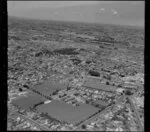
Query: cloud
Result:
<box><xmin>54</xmin><ymin>11</ymin><xmax>59</xmax><ymax>14</ymax></box>
<box><xmin>72</xmin><ymin>12</ymin><xmax>77</xmax><ymax>14</ymax></box>
<box><xmin>8</xmin><ymin>1</ymin><xmax>100</xmax><ymax>11</ymax></box>
<box><xmin>113</xmin><ymin>11</ymin><xmax>118</xmax><ymax>15</ymax></box>
<box><xmin>131</xmin><ymin>1</ymin><xmax>144</xmax><ymax>5</ymax></box>
<box><xmin>100</xmin><ymin>8</ymin><xmax>105</xmax><ymax>11</ymax></box>
<box><xmin>79</xmin><ymin>13</ymin><xmax>83</xmax><ymax>16</ymax></box>
<box><xmin>111</xmin><ymin>9</ymin><xmax>118</xmax><ymax>15</ymax></box>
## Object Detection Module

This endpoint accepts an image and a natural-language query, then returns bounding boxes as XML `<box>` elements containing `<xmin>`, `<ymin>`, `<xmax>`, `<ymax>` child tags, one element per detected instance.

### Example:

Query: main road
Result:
<box><xmin>128</xmin><ymin>96</ymin><xmax>144</xmax><ymax>131</ymax></box>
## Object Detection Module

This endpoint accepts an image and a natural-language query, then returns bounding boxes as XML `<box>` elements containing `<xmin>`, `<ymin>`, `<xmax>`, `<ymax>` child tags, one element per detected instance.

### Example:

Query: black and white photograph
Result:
<box><xmin>7</xmin><ymin>1</ymin><xmax>144</xmax><ymax>131</ymax></box>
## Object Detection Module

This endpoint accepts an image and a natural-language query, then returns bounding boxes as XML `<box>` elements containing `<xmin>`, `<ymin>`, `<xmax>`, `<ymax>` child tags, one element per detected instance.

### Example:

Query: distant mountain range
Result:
<box><xmin>8</xmin><ymin>2</ymin><xmax>144</xmax><ymax>27</ymax></box>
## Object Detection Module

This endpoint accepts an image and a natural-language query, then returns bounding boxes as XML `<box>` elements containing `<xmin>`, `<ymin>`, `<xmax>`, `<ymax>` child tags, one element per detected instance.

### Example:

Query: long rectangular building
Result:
<box><xmin>30</xmin><ymin>80</ymin><xmax>68</xmax><ymax>97</ymax></box>
<box><xmin>12</xmin><ymin>93</ymin><xmax>46</xmax><ymax>110</ymax></box>
<box><xmin>37</xmin><ymin>100</ymin><xmax>99</xmax><ymax>125</ymax></box>
<box><xmin>83</xmin><ymin>80</ymin><xmax>117</xmax><ymax>92</ymax></box>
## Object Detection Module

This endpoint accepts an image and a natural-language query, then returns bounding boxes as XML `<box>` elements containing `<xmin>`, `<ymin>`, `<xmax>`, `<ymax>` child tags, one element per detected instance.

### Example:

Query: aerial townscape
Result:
<box><xmin>7</xmin><ymin>2</ymin><xmax>144</xmax><ymax>131</ymax></box>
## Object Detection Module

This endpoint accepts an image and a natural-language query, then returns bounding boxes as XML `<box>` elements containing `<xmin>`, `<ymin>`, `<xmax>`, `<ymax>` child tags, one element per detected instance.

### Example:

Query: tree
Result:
<box><xmin>106</xmin><ymin>81</ymin><xmax>109</xmax><ymax>85</ymax></box>
<box><xmin>125</xmin><ymin>90</ymin><xmax>133</xmax><ymax>95</ymax></box>
<box><xmin>67</xmin><ymin>87</ymin><xmax>71</xmax><ymax>91</ymax></box>
<box><xmin>52</xmin><ymin>89</ymin><xmax>59</xmax><ymax>95</ymax></box>
<box><xmin>85</xmin><ymin>100</ymin><xmax>89</xmax><ymax>104</ymax></box>
<box><xmin>88</xmin><ymin>70</ymin><xmax>100</xmax><ymax>77</ymax></box>
<box><xmin>23</xmin><ymin>84</ymin><xmax>29</xmax><ymax>89</ymax></box>
<box><xmin>95</xmin><ymin>104</ymin><xmax>100</xmax><ymax>108</ymax></box>
<box><xmin>81</xmin><ymin>124</ymin><xmax>86</xmax><ymax>129</ymax></box>
<box><xmin>74</xmin><ymin>93</ymin><xmax>79</xmax><ymax>96</ymax></box>
<box><xmin>19</xmin><ymin>88</ymin><xmax>23</xmax><ymax>92</ymax></box>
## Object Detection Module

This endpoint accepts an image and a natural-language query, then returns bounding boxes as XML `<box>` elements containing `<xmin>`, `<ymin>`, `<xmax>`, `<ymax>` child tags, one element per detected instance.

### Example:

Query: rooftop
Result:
<box><xmin>94</xmin><ymin>100</ymin><xmax>109</xmax><ymax>107</ymax></box>
<box><xmin>83</xmin><ymin>80</ymin><xmax>117</xmax><ymax>92</ymax></box>
<box><xmin>31</xmin><ymin>80</ymin><xmax>68</xmax><ymax>96</ymax></box>
<box><xmin>37</xmin><ymin>100</ymin><xmax>99</xmax><ymax>125</ymax></box>
<box><xmin>12</xmin><ymin>93</ymin><xmax>46</xmax><ymax>110</ymax></box>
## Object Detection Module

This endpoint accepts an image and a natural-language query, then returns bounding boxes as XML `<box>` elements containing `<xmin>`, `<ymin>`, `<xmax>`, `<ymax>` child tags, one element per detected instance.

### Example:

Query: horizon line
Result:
<box><xmin>8</xmin><ymin>15</ymin><xmax>144</xmax><ymax>29</ymax></box>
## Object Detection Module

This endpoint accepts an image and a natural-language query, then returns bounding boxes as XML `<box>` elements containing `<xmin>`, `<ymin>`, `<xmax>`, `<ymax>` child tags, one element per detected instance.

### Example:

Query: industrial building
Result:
<box><xmin>30</xmin><ymin>80</ymin><xmax>68</xmax><ymax>98</ymax></box>
<box><xmin>93</xmin><ymin>100</ymin><xmax>109</xmax><ymax>107</ymax></box>
<box><xmin>37</xmin><ymin>100</ymin><xmax>99</xmax><ymax>125</ymax></box>
<box><xmin>12</xmin><ymin>93</ymin><xmax>46</xmax><ymax>110</ymax></box>
<box><xmin>83</xmin><ymin>79</ymin><xmax>117</xmax><ymax>92</ymax></box>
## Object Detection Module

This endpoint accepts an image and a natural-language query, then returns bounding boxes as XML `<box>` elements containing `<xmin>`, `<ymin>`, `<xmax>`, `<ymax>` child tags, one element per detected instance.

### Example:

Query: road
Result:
<box><xmin>131</xmin><ymin>87</ymin><xmax>144</xmax><ymax>127</ymax></box>
<box><xmin>128</xmin><ymin>97</ymin><xmax>144</xmax><ymax>131</ymax></box>
<box><xmin>133</xmin><ymin>87</ymin><xmax>143</xmax><ymax>98</ymax></box>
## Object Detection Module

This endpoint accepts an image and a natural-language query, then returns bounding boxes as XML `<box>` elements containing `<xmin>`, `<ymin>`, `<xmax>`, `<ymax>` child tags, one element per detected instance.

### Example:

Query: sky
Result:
<box><xmin>8</xmin><ymin>1</ymin><xmax>100</xmax><ymax>10</ymax></box>
<box><xmin>8</xmin><ymin>1</ymin><xmax>144</xmax><ymax>27</ymax></box>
